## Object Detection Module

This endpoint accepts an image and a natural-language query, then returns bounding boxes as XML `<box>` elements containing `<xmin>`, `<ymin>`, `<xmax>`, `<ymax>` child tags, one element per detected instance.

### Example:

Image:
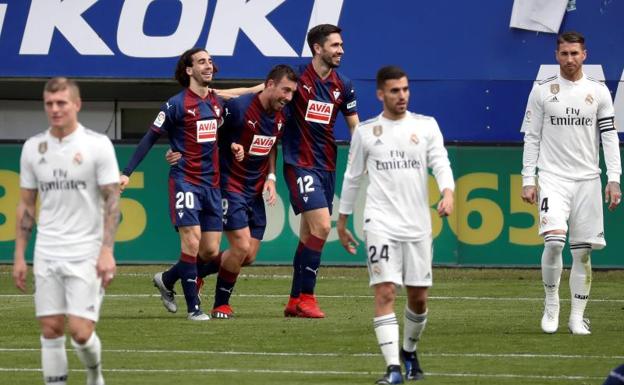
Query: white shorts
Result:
<box><xmin>364</xmin><ymin>231</ymin><xmax>432</xmax><ymax>287</ymax></box>
<box><xmin>34</xmin><ymin>258</ymin><xmax>104</xmax><ymax>322</ymax></box>
<box><xmin>537</xmin><ymin>173</ymin><xmax>605</xmax><ymax>249</ymax></box>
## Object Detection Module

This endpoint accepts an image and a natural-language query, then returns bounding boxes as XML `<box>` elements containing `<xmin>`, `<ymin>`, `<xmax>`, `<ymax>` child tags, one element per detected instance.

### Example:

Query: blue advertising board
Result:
<box><xmin>1</xmin><ymin>0</ymin><xmax>623</xmax><ymax>141</ymax></box>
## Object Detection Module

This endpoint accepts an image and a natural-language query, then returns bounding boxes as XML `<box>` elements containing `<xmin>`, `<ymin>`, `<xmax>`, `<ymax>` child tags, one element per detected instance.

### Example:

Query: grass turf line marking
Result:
<box><xmin>2</xmin><ymin>293</ymin><xmax>624</xmax><ymax>303</ymax></box>
<box><xmin>0</xmin><ymin>367</ymin><xmax>606</xmax><ymax>380</ymax></box>
<box><xmin>1</xmin><ymin>347</ymin><xmax>623</xmax><ymax>360</ymax></box>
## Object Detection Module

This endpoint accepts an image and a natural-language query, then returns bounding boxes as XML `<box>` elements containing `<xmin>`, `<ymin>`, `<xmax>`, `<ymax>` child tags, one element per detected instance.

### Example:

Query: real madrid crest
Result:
<box><xmin>38</xmin><ymin>141</ymin><xmax>48</xmax><ymax>154</ymax></box>
<box><xmin>373</xmin><ymin>125</ymin><xmax>383</xmax><ymax>137</ymax></box>
<box><xmin>73</xmin><ymin>152</ymin><xmax>83</xmax><ymax>165</ymax></box>
<box><xmin>550</xmin><ymin>84</ymin><xmax>560</xmax><ymax>95</ymax></box>
<box><xmin>410</xmin><ymin>133</ymin><xmax>419</xmax><ymax>144</ymax></box>
<box><xmin>585</xmin><ymin>94</ymin><xmax>594</xmax><ymax>105</ymax></box>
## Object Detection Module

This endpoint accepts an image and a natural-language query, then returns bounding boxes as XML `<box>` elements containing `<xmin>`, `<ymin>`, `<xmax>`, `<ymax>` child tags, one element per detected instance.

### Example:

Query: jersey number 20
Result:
<box><xmin>175</xmin><ymin>192</ymin><xmax>195</xmax><ymax>209</ymax></box>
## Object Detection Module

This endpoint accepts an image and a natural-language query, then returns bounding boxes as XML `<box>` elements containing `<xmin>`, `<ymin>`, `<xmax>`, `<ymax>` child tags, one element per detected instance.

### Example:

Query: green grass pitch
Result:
<box><xmin>0</xmin><ymin>266</ymin><xmax>622</xmax><ymax>384</ymax></box>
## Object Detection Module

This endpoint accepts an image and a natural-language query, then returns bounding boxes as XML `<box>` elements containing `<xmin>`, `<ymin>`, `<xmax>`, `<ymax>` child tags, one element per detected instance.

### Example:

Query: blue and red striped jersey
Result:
<box><xmin>282</xmin><ymin>63</ymin><xmax>357</xmax><ymax>171</ymax></box>
<box><xmin>152</xmin><ymin>88</ymin><xmax>223</xmax><ymax>187</ymax></box>
<box><xmin>219</xmin><ymin>93</ymin><xmax>288</xmax><ymax>196</ymax></box>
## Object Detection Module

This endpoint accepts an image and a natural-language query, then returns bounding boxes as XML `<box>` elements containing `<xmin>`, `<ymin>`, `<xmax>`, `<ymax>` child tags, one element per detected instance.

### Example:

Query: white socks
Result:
<box><xmin>569</xmin><ymin>243</ymin><xmax>592</xmax><ymax>322</ymax></box>
<box><xmin>403</xmin><ymin>307</ymin><xmax>427</xmax><ymax>352</ymax></box>
<box><xmin>41</xmin><ymin>335</ymin><xmax>68</xmax><ymax>385</ymax></box>
<box><xmin>541</xmin><ymin>235</ymin><xmax>565</xmax><ymax>304</ymax></box>
<box><xmin>71</xmin><ymin>332</ymin><xmax>104</xmax><ymax>385</ymax></box>
<box><xmin>374</xmin><ymin>313</ymin><xmax>400</xmax><ymax>366</ymax></box>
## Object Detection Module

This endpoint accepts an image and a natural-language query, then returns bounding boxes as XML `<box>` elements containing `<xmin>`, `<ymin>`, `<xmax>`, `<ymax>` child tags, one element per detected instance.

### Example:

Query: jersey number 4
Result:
<box><xmin>368</xmin><ymin>245</ymin><xmax>389</xmax><ymax>264</ymax></box>
<box><xmin>540</xmin><ymin>197</ymin><xmax>549</xmax><ymax>213</ymax></box>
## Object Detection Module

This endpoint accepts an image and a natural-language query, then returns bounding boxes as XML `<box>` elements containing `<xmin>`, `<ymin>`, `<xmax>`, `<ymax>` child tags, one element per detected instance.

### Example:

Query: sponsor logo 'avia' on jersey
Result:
<box><xmin>196</xmin><ymin>120</ymin><xmax>217</xmax><ymax>142</ymax></box>
<box><xmin>248</xmin><ymin>135</ymin><xmax>276</xmax><ymax>156</ymax></box>
<box><xmin>305</xmin><ymin>100</ymin><xmax>333</xmax><ymax>124</ymax></box>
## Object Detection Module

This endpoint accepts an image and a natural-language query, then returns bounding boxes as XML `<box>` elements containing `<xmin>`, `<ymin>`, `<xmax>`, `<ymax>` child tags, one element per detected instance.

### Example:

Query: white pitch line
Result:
<box><xmin>0</xmin><ymin>366</ymin><xmax>605</xmax><ymax>381</ymax></box>
<box><xmin>1</xmin><ymin>293</ymin><xmax>623</xmax><ymax>303</ymax></box>
<box><xmin>1</xmin><ymin>347</ymin><xmax>622</xmax><ymax>360</ymax></box>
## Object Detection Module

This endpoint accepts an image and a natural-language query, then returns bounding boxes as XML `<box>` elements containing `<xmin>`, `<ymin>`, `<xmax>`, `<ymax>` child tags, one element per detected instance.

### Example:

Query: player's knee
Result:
<box><xmin>374</xmin><ymin>284</ymin><xmax>396</xmax><ymax>308</ymax></box>
<box><xmin>544</xmin><ymin>239</ymin><xmax>565</xmax><ymax>255</ymax></box>
<box><xmin>310</xmin><ymin>222</ymin><xmax>331</xmax><ymax>240</ymax></box>
<box><xmin>543</xmin><ymin>234</ymin><xmax>565</xmax><ymax>264</ymax></box>
<box><xmin>242</xmin><ymin>252</ymin><xmax>256</xmax><ymax>266</ymax></box>
<box><xmin>181</xmin><ymin>237</ymin><xmax>201</xmax><ymax>255</ymax></box>
<box><xmin>40</xmin><ymin>323</ymin><xmax>64</xmax><ymax>339</ymax></box>
<box><xmin>230</xmin><ymin>241</ymin><xmax>251</xmax><ymax>262</ymax></box>
<box><xmin>68</xmin><ymin>325</ymin><xmax>95</xmax><ymax>345</ymax></box>
<box><xmin>198</xmin><ymin>245</ymin><xmax>220</xmax><ymax>261</ymax></box>
<box><xmin>70</xmin><ymin>330</ymin><xmax>92</xmax><ymax>345</ymax></box>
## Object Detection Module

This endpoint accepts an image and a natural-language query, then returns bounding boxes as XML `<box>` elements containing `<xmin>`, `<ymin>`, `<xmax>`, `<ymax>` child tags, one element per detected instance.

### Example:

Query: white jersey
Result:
<box><xmin>521</xmin><ymin>72</ymin><xmax>620</xmax><ymax>186</ymax></box>
<box><xmin>20</xmin><ymin>125</ymin><xmax>119</xmax><ymax>261</ymax></box>
<box><xmin>339</xmin><ymin>112</ymin><xmax>454</xmax><ymax>241</ymax></box>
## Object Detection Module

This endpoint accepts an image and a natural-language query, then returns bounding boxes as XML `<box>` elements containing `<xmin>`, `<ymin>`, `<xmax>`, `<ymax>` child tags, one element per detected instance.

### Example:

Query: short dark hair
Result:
<box><xmin>44</xmin><ymin>77</ymin><xmax>81</xmax><ymax>100</ymax></box>
<box><xmin>557</xmin><ymin>31</ymin><xmax>585</xmax><ymax>49</ymax></box>
<box><xmin>376</xmin><ymin>66</ymin><xmax>408</xmax><ymax>89</ymax></box>
<box><xmin>265</xmin><ymin>64</ymin><xmax>298</xmax><ymax>86</ymax></box>
<box><xmin>174</xmin><ymin>48</ymin><xmax>218</xmax><ymax>87</ymax></box>
<box><xmin>306</xmin><ymin>24</ymin><xmax>342</xmax><ymax>53</ymax></box>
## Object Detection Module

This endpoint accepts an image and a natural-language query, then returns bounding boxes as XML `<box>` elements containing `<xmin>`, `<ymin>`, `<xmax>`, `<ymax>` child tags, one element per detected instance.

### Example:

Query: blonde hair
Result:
<box><xmin>43</xmin><ymin>77</ymin><xmax>81</xmax><ymax>100</ymax></box>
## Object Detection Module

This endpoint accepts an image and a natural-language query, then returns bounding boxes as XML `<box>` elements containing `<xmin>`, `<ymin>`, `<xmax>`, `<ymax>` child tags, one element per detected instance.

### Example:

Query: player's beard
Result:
<box><xmin>321</xmin><ymin>53</ymin><xmax>340</xmax><ymax>69</ymax></box>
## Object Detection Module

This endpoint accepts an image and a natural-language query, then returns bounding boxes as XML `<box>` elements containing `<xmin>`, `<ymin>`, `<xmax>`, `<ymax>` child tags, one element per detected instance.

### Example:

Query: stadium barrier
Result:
<box><xmin>1</xmin><ymin>143</ymin><xmax>622</xmax><ymax>267</ymax></box>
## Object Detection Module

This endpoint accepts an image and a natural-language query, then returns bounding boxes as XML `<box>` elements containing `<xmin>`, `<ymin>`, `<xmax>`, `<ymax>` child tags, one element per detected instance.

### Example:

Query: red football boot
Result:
<box><xmin>296</xmin><ymin>294</ymin><xmax>325</xmax><ymax>318</ymax></box>
<box><xmin>284</xmin><ymin>296</ymin><xmax>300</xmax><ymax>317</ymax></box>
<box><xmin>211</xmin><ymin>304</ymin><xmax>234</xmax><ymax>319</ymax></box>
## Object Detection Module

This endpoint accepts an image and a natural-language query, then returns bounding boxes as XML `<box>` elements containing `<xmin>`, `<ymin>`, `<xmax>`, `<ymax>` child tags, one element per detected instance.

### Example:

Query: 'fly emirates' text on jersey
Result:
<box><xmin>154</xmin><ymin>88</ymin><xmax>223</xmax><ymax>187</ymax></box>
<box><xmin>339</xmin><ymin>113</ymin><xmax>454</xmax><ymax>241</ymax></box>
<box><xmin>219</xmin><ymin>93</ymin><xmax>288</xmax><ymax>197</ymax></box>
<box><xmin>521</xmin><ymin>73</ymin><xmax>620</xmax><ymax>185</ymax></box>
<box><xmin>282</xmin><ymin>63</ymin><xmax>357</xmax><ymax>171</ymax></box>
<box><xmin>20</xmin><ymin>125</ymin><xmax>120</xmax><ymax>261</ymax></box>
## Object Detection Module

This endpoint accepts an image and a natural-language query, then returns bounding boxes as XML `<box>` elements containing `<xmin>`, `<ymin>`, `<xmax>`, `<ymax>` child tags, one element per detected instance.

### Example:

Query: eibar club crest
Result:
<box><xmin>332</xmin><ymin>89</ymin><xmax>341</xmax><ymax>100</ymax></box>
<box><xmin>373</xmin><ymin>125</ymin><xmax>383</xmax><ymax>137</ymax></box>
<box><xmin>585</xmin><ymin>94</ymin><xmax>594</xmax><ymax>105</ymax></box>
<box><xmin>38</xmin><ymin>141</ymin><xmax>47</xmax><ymax>154</ymax></box>
<box><xmin>550</xmin><ymin>84</ymin><xmax>560</xmax><ymax>95</ymax></box>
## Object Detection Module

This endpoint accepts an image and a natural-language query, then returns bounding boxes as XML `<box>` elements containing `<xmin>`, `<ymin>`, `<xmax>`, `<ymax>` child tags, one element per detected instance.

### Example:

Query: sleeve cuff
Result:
<box><xmin>607</xmin><ymin>173</ymin><xmax>621</xmax><ymax>184</ymax></box>
<box><xmin>522</xmin><ymin>176</ymin><xmax>536</xmax><ymax>186</ymax></box>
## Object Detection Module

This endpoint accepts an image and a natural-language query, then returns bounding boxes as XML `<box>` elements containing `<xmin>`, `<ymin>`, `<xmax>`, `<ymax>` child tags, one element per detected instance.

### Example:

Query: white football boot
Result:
<box><xmin>541</xmin><ymin>300</ymin><xmax>560</xmax><ymax>334</ymax></box>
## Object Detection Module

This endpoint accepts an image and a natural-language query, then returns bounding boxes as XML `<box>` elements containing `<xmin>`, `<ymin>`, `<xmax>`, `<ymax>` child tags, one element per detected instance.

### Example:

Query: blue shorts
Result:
<box><xmin>222</xmin><ymin>190</ymin><xmax>266</xmax><ymax>240</ymax></box>
<box><xmin>168</xmin><ymin>177</ymin><xmax>222</xmax><ymax>231</ymax></box>
<box><xmin>283</xmin><ymin>164</ymin><xmax>335</xmax><ymax>215</ymax></box>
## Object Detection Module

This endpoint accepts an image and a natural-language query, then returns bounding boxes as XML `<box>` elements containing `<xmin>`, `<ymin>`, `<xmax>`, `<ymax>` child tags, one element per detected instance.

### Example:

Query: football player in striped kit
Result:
<box><xmin>281</xmin><ymin>24</ymin><xmax>360</xmax><ymax>318</ymax></box>
<box><xmin>338</xmin><ymin>66</ymin><xmax>454</xmax><ymax>384</ymax></box>
<box><xmin>521</xmin><ymin>31</ymin><xmax>621</xmax><ymax>335</ymax></box>
<box><xmin>203</xmin><ymin>65</ymin><xmax>297</xmax><ymax>318</ymax></box>
<box><xmin>121</xmin><ymin>48</ymin><xmax>226</xmax><ymax>321</ymax></box>
<box><xmin>165</xmin><ymin>65</ymin><xmax>298</xmax><ymax>319</ymax></box>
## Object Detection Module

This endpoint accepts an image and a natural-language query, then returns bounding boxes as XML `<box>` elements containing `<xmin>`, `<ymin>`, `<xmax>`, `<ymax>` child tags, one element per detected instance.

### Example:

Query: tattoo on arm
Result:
<box><xmin>100</xmin><ymin>183</ymin><xmax>121</xmax><ymax>249</ymax></box>
<box><xmin>16</xmin><ymin>189</ymin><xmax>37</xmax><ymax>247</ymax></box>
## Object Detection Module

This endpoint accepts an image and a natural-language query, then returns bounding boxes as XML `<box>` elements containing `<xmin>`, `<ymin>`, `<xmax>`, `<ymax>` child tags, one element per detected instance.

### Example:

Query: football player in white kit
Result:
<box><xmin>337</xmin><ymin>66</ymin><xmax>454</xmax><ymax>384</ymax></box>
<box><xmin>521</xmin><ymin>31</ymin><xmax>621</xmax><ymax>335</ymax></box>
<box><xmin>13</xmin><ymin>78</ymin><xmax>120</xmax><ymax>385</ymax></box>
